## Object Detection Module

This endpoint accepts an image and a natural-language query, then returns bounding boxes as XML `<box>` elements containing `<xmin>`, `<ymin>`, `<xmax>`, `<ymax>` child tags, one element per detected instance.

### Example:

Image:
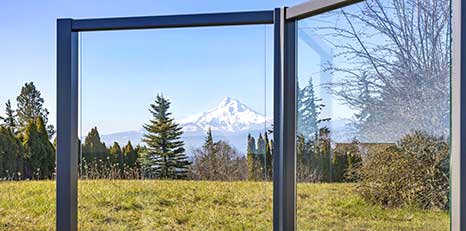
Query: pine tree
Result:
<box><xmin>82</xmin><ymin>127</ymin><xmax>108</xmax><ymax>162</ymax></box>
<box><xmin>16</xmin><ymin>82</ymin><xmax>54</xmax><ymax>137</ymax></box>
<box><xmin>123</xmin><ymin>141</ymin><xmax>138</xmax><ymax>169</ymax></box>
<box><xmin>142</xmin><ymin>95</ymin><xmax>190</xmax><ymax>179</ymax></box>
<box><xmin>264</xmin><ymin>133</ymin><xmax>273</xmax><ymax>179</ymax></box>
<box><xmin>246</xmin><ymin>134</ymin><xmax>258</xmax><ymax>180</ymax></box>
<box><xmin>256</xmin><ymin>133</ymin><xmax>266</xmax><ymax>176</ymax></box>
<box><xmin>318</xmin><ymin>128</ymin><xmax>333</xmax><ymax>182</ymax></box>
<box><xmin>296</xmin><ymin>134</ymin><xmax>306</xmax><ymax>166</ymax></box>
<box><xmin>109</xmin><ymin>142</ymin><xmax>124</xmax><ymax>177</ymax></box>
<box><xmin>1</xmin><ymin>100</ymin><xmax>17</xmax><ymax>132</ymax></box>
<box><xmin>204</xmin><ymin>127</ymin><xmax>214</xmax><ymax>148</ymax></box>
<box><xmin>297</xmin><ymin>78</ymin><xmax>323</xmax><ymax>141</ymax></box>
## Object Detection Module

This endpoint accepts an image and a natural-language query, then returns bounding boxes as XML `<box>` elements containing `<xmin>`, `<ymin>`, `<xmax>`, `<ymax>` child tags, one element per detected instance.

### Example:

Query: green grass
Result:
<box><xmin>0</xmin><ymin>180</ymin><xmax>449</xmax><ymax>230</ymax></box>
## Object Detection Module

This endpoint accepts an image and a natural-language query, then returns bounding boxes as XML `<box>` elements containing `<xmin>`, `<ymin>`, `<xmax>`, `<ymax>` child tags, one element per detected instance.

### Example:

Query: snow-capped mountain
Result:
<box><xmin>101</xmin><ymin>97</ymin><xmax>272</xmax><ymax>154</ymax></box>
<box><xmin>179</xmin><ymin>97</ymin><xmax>272</xmax><ymax>132</ymax></box>
<box><xmin>100</xmin><ymin>97</ymin><xmax>358</xmax><ymax>155</ymax></box>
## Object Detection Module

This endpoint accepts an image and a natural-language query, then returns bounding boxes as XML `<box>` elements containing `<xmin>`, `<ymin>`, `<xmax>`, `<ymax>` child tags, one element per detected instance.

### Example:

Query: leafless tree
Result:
<box><xmin>313</xmin><ymin>0</ymin><xmax>450</xmax><ymax>142</ymax></box>
<box><xmin>189</xmin><ymin>141</ymin><xmax>248</xmax><ymax>181</ymax></box>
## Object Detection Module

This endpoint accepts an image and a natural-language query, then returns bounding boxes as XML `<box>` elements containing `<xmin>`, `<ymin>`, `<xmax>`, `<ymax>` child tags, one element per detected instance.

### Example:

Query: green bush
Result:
<box><xmin>357</xmin><ymin>131</ymin><xmax>449</xmax><ymax>210</ymax></box>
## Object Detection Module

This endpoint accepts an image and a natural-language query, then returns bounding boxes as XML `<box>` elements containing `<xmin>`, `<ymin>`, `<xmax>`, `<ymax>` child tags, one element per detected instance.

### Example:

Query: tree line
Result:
<box><xmin>0</xmin><ymin>82</ymin><xmax>55</xmax><ymax>180</ymax></box>
<box><xmin>0</xmin><ymin>81</ymin><xmax>362</xmax><ymax>183</ymax></box>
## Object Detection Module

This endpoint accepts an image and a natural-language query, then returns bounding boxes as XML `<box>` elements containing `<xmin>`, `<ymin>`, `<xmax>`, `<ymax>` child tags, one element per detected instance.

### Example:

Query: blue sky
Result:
<box><xmin>0</xmin><ymin>0</ymin><xmax>304</xmax><ymax>134</ymax></box>
<box><xmin>0</xmin><ymin>0</ymin><xmax>356</xmax><ymax>134</ymax></box>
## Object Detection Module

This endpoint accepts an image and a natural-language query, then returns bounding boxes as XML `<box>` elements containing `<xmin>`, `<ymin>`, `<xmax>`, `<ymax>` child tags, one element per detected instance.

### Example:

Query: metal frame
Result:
<box><xmin>57</xmin><ymin>0</ymin><xmax>462</xmax><ymax>230</ymax></box>
<box><xmin>452</xmin><ymin>0</ymin><xmax>464</xmax><ymax>230</ymax></box>
<box><xmin>285</xmin><ymin>0</ymin><xmax>364</xmax><ymax>20</ymax></box>
<box><xmin>57</xmin><ymin>19</ymin><xmax>79</xmax><ymax>231</ymax></box>
<box><xmin>71</xmin><ymin>11</ymin><xmax>274</xmax><ymax>31</ymax></box>
<box><xmin>273</xmin><ymin>7</ymin><xmax>297</xmax><ymax>231</ymax></box>
<box><xmin>57</xmin><ymin>10</ymin><xmax>276</xmax><ymax>231</ymax></box>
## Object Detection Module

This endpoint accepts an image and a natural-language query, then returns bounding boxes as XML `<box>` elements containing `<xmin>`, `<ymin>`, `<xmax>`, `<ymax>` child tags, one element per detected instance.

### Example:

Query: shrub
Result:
<box><xmin>357</xmin><ymin>131</ymin><xmax>449</xmax><ymax>210</ymax></box>
<box><xmin>190</xmin><ymin>141</ymin><xmax>248</xmax><ymax>181</ymax></box>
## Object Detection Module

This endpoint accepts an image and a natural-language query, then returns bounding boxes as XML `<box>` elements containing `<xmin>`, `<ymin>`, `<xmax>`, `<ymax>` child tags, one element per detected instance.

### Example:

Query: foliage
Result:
<box><xmin>1</xmin><ymin>100</ymin><xmax>17</xmax><ymax>132</ymax></box>
<box><xmin>358</xmin><ymin>131</ymin><xmax>449</xmax><ymax>210</ymax></box>
<box><xmin>247</xmin><ymin>133</ymin><xmax>273</xmax><ymax>181</ymax></box>
<box><xmin>333</xmin><ymin>139</ymin><xmax>363</xmax><ymax>182</ymax></box>
<box><xmin>122</xmin><ymin>141</ymin><xmax>139</xmax><ymax>169</ymax></box>
<box><xmin>0</xmin><ymin>126</ymin><xmax>24</xmax><ymax>180</ymax></box>
<box><xmin>141</xmin><ymin>94</ymin><xmax>190</xmax><ymax>179</ymax></box>
<box><xmin>16</xmin><ymin>82</ymin><xmax>54</xmax><ymax>138</ymax></box>
<box><xmin>20</xmin><ymin>117</ymin><xmax>55</xmax><ymax>179</ymax></box>
<box><xmin>80</xmin><ymin>128</ymin><xmax>141</xmax><ymax>179</ymax></box>
<box><xmin>297</xmin><ymin>77</ymin><xmax>324</xmax><ymax>140</ymax></box>
<box><xmin>264</xmin><ymin>133</ymin><xmax>272</xmax><ymax>179</ymax></box>
<box><xmin>296</xmin><ymin>130</ymin><xmax>363</xmax><ymax>183</ymax></box>
<box><xmin>246</xmin><ymin>134</ymin><xmax>258</xmax><ymax>180</ymax></box>
<box><xmin>190</xmin><ymin>129</ymin><xmax>247</xmax><ymax>181</ymax></box>
<box><xmin>82</xmin><ymin>127</ymin><xmax>108</xmax><ymax>162</ymax></box>
<box><xmin>0</xmin><ymin>83</ymin><xmax>56</xmax><ymax>180</ymax></box>
<box><xmin>109</xmin><ymin>142</ymin><xmax>125</xmax><ymax>178</ymax></box>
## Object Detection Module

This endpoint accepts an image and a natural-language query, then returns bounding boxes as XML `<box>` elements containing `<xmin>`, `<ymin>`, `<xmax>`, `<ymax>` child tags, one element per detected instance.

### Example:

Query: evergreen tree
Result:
<box><xmin>82</xmin><ymin>127</ymin><xmax>108</xmax><ymax>162</ymax></box>
<box><xmin>297</xmin><ymin>78</ymin><xmax>323</xmax><ymax>140</ymax></box>
<box><xmin>318</xmin><ymin>128</ymin><xmax>333</xmax><ymax>182</ymax></box>
<box><xmin>332</xmin><ymin>150</ymin><xmax>349</xmax><ymax>182</ymax></box>
<box><xmin>264</xmin><ymin>133</ymin><xmax>273</xmax><ymax>179</ymax></box>
<box><xmin>16</xmin><ymin>82</ymin><xmax>55</xmax><ymax>137</ymax></box>
<box><xmin>246</xmin><ymin>134</ymin><xmax>257</xmax><ymax>180</ymax></box>
<box><xmin>123</xmin><ymin>141</ymin><xmax>138</xmax><ymax>169</ymax></box>
<box><xmin>257</xmin><ymin>134</ymin><xmax>266</xmax><ymax>156</ymax></box>
<box><xmin>22</xmin><ymin>117</ymin><xmax>55</xmax><ymax>179</ymax></box>
<box><xmin>296</xmin><ymin>134</ymin><xmax>306</xmax><ymax>166</ymax></box>
<box><xmin>109</xmin><ymin>142</ymin><xmax>124</xmax><ymax>177</ymax></box>
<box><xmin>204</xmin><ymin>127</ymin><xmax>214</xmax><ymax>148</ymax></box>
<box><xmin>142</xmin><ymin>95</ymin><xmax>190</xmax><ymax>179</ymax></box>
<box><xmin>0</xmin><ymin>126</ymin><xmax>24</xmax><ymax>179</ymax></box>
<box><xmin>256</xmin><ymin>133</ymin><xmax>266</xmax><ymax>172</ymax></box>
<box><xmin>1</xmin><ymin>100</ymin><xmax>17</xmax><ymax>132</ymax></box>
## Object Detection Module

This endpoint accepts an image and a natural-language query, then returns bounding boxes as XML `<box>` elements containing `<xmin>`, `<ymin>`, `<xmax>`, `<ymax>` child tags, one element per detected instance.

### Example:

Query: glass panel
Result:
<box><xmin>296</xmin><ymin>0</ymin><xmax>451</xmax><ymax>230</ymax></box>
<box><xmin>79</xmin><ymin>25</ymin><xmax>274</xmax><ymax>229</ymax></box>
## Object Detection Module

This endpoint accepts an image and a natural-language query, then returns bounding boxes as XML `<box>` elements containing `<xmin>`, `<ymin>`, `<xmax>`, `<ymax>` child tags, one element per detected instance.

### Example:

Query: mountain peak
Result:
<box><xmin>213</xmin><ymin>97</ymin><xmax>251</xmax><ymax>114</ymax></box>
<box><xmin>179</xmin><ymin>97</ymin><xmax>271</xmax><ymax>132</ymax></box>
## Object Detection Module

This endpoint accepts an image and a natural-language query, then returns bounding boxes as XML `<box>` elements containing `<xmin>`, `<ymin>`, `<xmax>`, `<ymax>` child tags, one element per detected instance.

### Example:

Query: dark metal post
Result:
<box><xmin>458</xmin><ymin>0</ymin><xmax>466</xmax><ymax>228</ymax></box>
<box><xmin>274</xmin><ymin>7</ymin><xmax>297</xmax><ymax>231</ymax></box>
<box><xmin>452</xmin><ymin>0</ymin><xmax>464</xmax><ymax>230</ymax></box>
<box><xmin>282</xmin><ymin>10</ymin><xmax>297</xmax><ymax>231</ymax></box>
<box><xmin>57</xmin><ymin>18</ymin><xmax>79</xmax><ymax>231</ymax></box>
<box><xmin>458</xmin><ymin>0</ymin><xmax>466</xmax><ymax>231</ymax></box>
<box><xmin>273</xmin><ymin>8</ymin><xmax>283</xmax><ymax>231</ymax></box>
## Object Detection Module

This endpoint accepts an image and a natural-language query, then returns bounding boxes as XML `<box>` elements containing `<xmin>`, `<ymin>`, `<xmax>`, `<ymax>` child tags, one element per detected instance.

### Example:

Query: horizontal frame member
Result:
<box><xmin>70</xmin><ymin>10</ymin><xmax>274</xmax><ymax>32</ymax></box>
<box><xmin>286</xmin><ymin>0</ymin><xmax>364</xmax><ymax>20</ymax></box>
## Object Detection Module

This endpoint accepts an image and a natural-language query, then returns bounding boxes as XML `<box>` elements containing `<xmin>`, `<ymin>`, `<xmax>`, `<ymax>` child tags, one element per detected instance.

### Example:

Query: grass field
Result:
<box><xmin>0</xmin><ymin>180</ymin><xmax>449</xmax><ymax>230</ymax></box>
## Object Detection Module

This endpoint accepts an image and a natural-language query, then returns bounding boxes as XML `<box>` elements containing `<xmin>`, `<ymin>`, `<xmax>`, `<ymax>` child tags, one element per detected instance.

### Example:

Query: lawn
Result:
<box><xmin>0</xmin><ymin>180</ymin><xmax>449</xmax><ymax>230</ymax></box>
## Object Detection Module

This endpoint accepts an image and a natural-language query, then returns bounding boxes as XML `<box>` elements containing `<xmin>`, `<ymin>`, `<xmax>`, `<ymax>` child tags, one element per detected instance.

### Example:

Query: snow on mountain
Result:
<box><xmin>100</xmin><ymin>97</ymin><xmax>359</xmax><ymax>154</ymax></box>
<box><xmin>179</xmin><ymin>97</ymin><xmax>272</xmax><ymax>132</ymax></box>
<box><xmin>101</xmin><ymin>97</ymin><xmax>272</xmax><ymax>154</ymax></box>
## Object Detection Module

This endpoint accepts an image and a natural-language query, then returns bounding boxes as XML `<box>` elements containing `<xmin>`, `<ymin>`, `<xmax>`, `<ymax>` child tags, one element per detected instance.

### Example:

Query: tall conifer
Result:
<box><xmin>16</xmin><ymin>82</ymin><xmax>54</xmax><ymax>137</ymax></box>
<box><xmin>142</xmin><ymin>95</ymin><xmax>190</xmax><ymax>179</ymax></box>
<box><xmin>1</xmin><ymin>100</ymin><xmax>17</xmax><ymax>132</ymax></box>
<box><xmin>22</xmin><ymin>117</ymin><xmax>54</xmax><ymax>179</ymax></box>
